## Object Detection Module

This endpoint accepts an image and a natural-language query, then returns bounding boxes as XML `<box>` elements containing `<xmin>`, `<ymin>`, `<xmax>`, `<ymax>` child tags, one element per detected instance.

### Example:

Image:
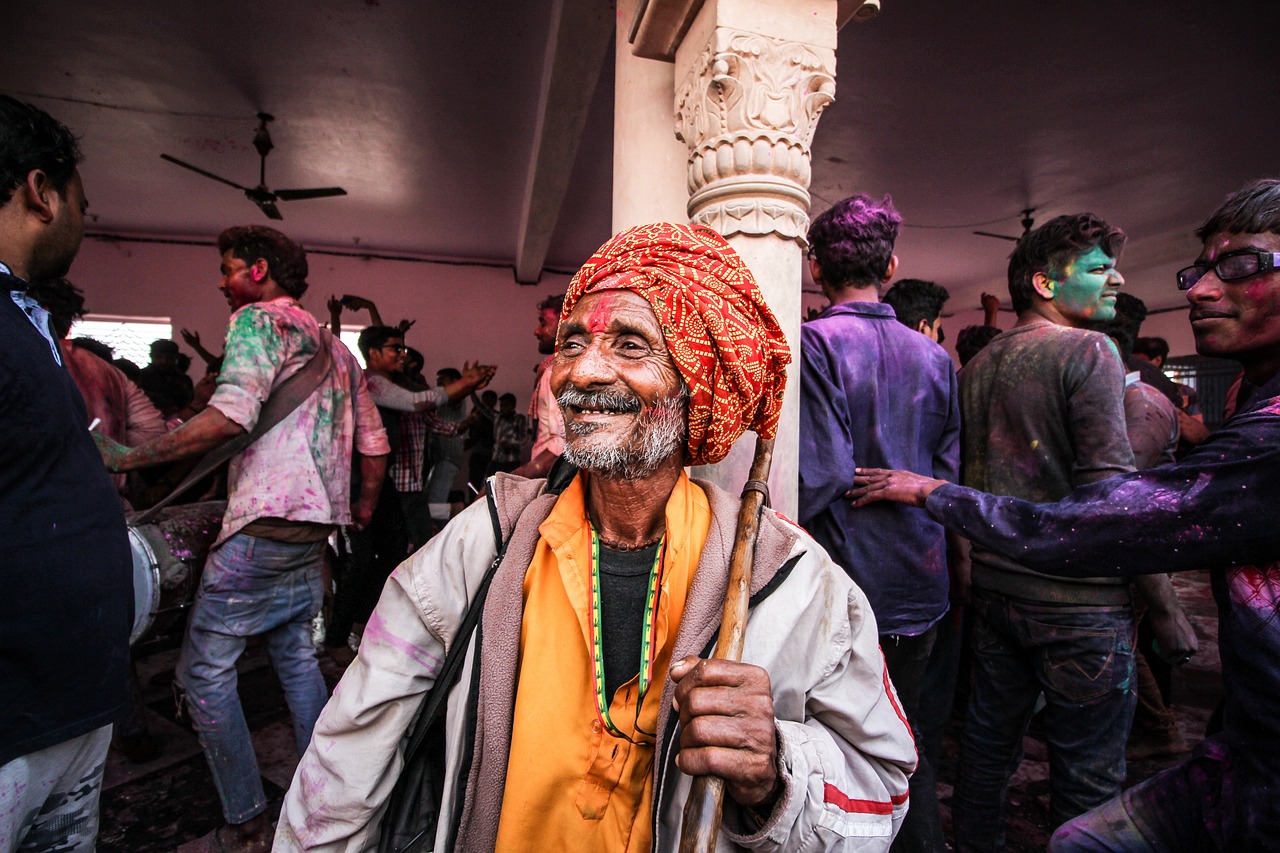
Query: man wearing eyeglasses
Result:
<box><xmin>323</xmin><ymin>327</ymin><xmax>496</xmax><ymax>663</ymax></box>
<box><xmin>849</xmin><ymin>178</ymin><xmax>1280</xmax><ymax>851</ymax></box>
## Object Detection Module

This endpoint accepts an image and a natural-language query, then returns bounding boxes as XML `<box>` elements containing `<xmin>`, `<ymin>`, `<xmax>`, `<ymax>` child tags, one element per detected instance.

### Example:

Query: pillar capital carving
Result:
<box><xmin>675</xmin><ymin>28</ymin><xmax>835</xmax><ymax>240</ymax></box>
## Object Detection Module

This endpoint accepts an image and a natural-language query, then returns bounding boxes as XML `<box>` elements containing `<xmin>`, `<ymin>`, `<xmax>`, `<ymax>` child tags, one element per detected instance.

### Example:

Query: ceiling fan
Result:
<box><xmin>160</xmin><ymin>112</ymin><xmax>347</xmax><ymax>221</ymax></box>
<box><xmin>973</xmin><ymin>208</ymin><xmax>1036</xmax><ymax>242</ymax></box>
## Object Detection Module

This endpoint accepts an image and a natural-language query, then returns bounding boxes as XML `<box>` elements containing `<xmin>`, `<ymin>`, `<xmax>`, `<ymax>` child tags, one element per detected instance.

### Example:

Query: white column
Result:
<box><xmin>673</xmin><ymin>0</ymin><xmax>838</xmax><ymax>517</ymax></box>
<box><xmin>613</xmin><ymin>0</ymin><xmax>689</xmax><ymax>229</ymax></box>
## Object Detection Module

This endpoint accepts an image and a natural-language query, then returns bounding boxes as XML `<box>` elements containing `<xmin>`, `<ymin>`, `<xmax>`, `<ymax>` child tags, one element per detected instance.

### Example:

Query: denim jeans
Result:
<box><xmin>176</xmin><ymin>534</ymin><xmax>329</xmax><ymax>824</ymax></box>
<box><xmin>953</xmin><ymin>590</ymin><xmax>1137</xmax><ymax>852</ymax></box>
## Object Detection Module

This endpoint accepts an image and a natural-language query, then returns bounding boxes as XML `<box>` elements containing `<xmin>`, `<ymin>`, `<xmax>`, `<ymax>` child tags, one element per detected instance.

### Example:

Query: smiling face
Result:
<box><xmin>550</xmin><ymin>289</ymin><xmax>687</xmax><ymax>479</ymax></box>
<box><xmin>367</xmin><ymin>337</ymin><xmax>407</xmax><ymax>375</ymax></box>
<box><xmin>217</xmin><ymin>249</ymin><xmax>269</xmax><ymax>310</ymax></box>
<box><xmin>1045</xmin><ymin>245</ymin><xmax>1124</xmax><ymax>327</ymax></box>
<box><xmin>1187</xmin><ymin>230</ymin><xmax>1280</xmax><ymax>382</ymax></box>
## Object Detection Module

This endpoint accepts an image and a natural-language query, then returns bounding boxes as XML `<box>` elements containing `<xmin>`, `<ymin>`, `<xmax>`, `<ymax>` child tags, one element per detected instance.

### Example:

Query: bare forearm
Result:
<box><xmin>99</xmin><ymin>407</ymin><xmax>244</xmax><ymax>472</ymax></box>
<box><xmin>351</xmin><ymin>454</ymin><xmax>388</xmax><ymax>529</ymax></box>
<box><xmin>511</xmin><ymin>449</ymin><xmax>558</xmax><ymax>479</ymax></box>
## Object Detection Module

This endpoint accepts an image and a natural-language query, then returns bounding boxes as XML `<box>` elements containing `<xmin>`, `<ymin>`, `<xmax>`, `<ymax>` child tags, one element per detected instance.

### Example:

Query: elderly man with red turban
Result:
<box><xmin>274</xmin><ymin>224</ymin><xmax>915</xmax><ymax>853</ymax></box>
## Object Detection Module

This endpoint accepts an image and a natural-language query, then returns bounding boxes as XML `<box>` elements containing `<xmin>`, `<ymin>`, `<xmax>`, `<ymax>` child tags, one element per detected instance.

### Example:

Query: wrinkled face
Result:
<box><xmin>218</xmin><ymin>250</ymin><xmax>268</xmax><ymax>310</ymax></box>
<box><xmin>30</xmin><ymin>170</ymin><xmax>87</xmax><ymax>281</ymax></box>
<box><xmin>535</xmin><ymin>307</ymin><xmax>560</xmax><ymax>355</ymax></box>
<box><xmin>551</xmin><ymin>290</ymin><xmax>687</xmax><ymax>478</ymax></box>
<box><xmin>1187</xmin><ymin>231</ymin><xmax>1280</xmax><ymax>368</ymax></box>
<box><xmin>367</xmin><ymin>337</ymin><xmax>407</xmax><ymax>374</ymax></box>
<box><xmin>1049</xmin><ymin>245</ymin><xmax>1124</xmax><ymax>326</ymax></box>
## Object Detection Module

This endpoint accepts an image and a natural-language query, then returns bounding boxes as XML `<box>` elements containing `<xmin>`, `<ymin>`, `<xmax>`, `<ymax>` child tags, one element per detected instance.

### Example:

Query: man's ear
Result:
<box><xmin>251</xmin><ymin>258</ymin><xmax>269</xmax><ymax>283</ymax></box>
<box><xmin>23</xmin><ymin>170</ymin><xmax>60</xmax><ymax>224</ymax></box>
<box><xmin>807</xmin><ymin>256</ymin><xmax>825</xmax><ymax>286</ymax></box>
<box><xmin>880</xmin><ymin>254</ymin><xmax>899</xmax><ymax>283</ymax></box>
<box><xmin>915</xmin><ymin>319</ymin><xmax>930</xmax><ymax>335</ymax></box>
<box><xmin>1031</xmin><ymin>271</ymin><xmax>1055</xmax><ymax>301</ymax></box>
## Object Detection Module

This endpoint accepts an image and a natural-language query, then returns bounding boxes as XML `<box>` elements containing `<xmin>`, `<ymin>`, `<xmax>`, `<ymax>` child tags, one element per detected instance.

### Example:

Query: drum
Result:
<box><xmin>126</xmin><ymin>500</ymin><xmax>226</xmax><ymax>646</ymax></box>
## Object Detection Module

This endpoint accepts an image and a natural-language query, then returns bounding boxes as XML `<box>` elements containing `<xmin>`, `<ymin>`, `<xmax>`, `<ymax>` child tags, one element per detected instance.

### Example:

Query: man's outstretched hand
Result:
<box><xmin>848</xmin><ymin>468</ymin><xmax>947</xmax><ymax>508</ymax></box>
<box><xmin>669</xmin><ymin>657</ymin><xmax>782</xmax><ymax>811</ymax></box>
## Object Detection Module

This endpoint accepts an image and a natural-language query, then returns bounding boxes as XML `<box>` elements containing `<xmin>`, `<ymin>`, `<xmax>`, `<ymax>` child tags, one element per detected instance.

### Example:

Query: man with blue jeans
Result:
<box><xmin>850</xmin><ymin>178</ymin><xmax>1280</xmax><ymax>851</ymax></box>
<box><xmin>800</xmin><ymin>195</ymin><xmax>960</xmax><ymax>853</ymax></box>
<box><xmin>940</xmin><ymin>214</ymin><xmax>1195</xmax><ymax>851</ymax></box>
<box><xmin>100</xmin><ymin>225</ymin><xmax>388</xmax><ymax>853</ymax></box>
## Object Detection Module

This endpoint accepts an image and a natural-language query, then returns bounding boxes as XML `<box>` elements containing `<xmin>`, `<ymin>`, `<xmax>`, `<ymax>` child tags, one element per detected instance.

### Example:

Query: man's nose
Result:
<box><xmin>1186</xmin><ymin>270</ymin><xmax>1224</xmax><ymax>304</ymax></box>
<box><xmin>1108</xmin><ymin>269</ymin><xmax>1125</xmax><ymax>287</ymax></box>
<box><xmin>568</xmin><ymin>342</ymin><xmax>617</xmax><ymax>385</ymax></box>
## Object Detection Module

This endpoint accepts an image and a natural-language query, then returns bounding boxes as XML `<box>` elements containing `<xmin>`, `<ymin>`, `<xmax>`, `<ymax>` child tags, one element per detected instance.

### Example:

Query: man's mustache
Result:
<box><xmin>556</xmin><ymin>387</ymin><xmax>643</xmax><ymax>414</ymax></box>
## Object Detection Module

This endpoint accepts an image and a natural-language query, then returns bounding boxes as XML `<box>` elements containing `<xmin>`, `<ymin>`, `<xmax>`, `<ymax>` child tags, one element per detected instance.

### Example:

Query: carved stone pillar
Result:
<box><xmin>676</xmin><ymin>30</ymin><xmax>835</xmax><ymax>243</ymax></box>
<box><xmin>672</xmin><ymin>2</ymin><xmax>838</xmax><ymax>516</ymax></box>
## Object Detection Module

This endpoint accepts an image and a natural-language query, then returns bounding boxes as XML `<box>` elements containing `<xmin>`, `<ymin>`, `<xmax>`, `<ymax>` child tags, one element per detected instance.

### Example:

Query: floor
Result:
<box><xmin>98</xmin><ymin>571</ymin><xmax>1221</xmax><ymax>851</ymax></box>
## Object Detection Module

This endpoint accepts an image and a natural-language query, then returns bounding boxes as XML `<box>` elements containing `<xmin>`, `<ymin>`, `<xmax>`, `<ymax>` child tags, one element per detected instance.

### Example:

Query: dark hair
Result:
<box><xmin>437</xmin><ymin>367</ymin><xmax>462</xmax><ymax>383</ymax></box>
<box><xmin>1112</xmin><ymin>292</ymin><xmax>1148</xmax><ymax>338</ymax></box>
<box><xmin>537</xmin><ymin>293</ymin><xmax>564</xmax><ymax>315</ymax></box>
<box><xmin>481</xmin><ymin>389</ymin><xmax>498</xmax><ymax>404</ymax></box>
<box><xmin>1133</xmin><ymin>336</ymin><xmax>1170</xmax><ymax>363</ymax></box>
<box><xmin>0</xmin><ymin>96</ymin><xmax>82</xmax><ymax>207</ymax></box>
<box><xmin>956</xmin><ymin>324</ymin><xmax>1002</xmax><ymax>367</ymax></box>
<box><xmin>1196</xmin><ymin>178</ymin><xmax>1280</xmax><ymax>241</ymax></box>
<box><xmin>1007</xmin><ymin>213</ymin><xmax>1126</xmax><ymax>314</ymax></box>
<box><xmin>151</xmin><ymin>338</ymin><xmax>179</xmax><ymax>355</ymax></box>
<box><xmin>404</xmin><ymin>346</ymin><xmax>425</xmax><ymax>374</ymax></box>
<box><xmin>807</xmin><ymin>193</ymin><xmax>902</xmax><ymax>289</ymax></box>
<box><xmin>26</xmin><ymin>277</ymin><xmax>85</xmax><ymax>338</ymax></box>
<box><xmin>882</xmin><ymin>278</ymin><xmax>949</xmax><ymax>330</ymax></box>
<box><xmin>499</xmin><ymin>392</ymin><xmax>517</xmax><ymax>406</ymax></box>
<box><xmin>357</xmin><ymin>325</ymin><xmax>402</xmax><ymax>359</ymax></box>
<box><xmin>216</xmin><ymin>225</ymin><xmax>309</xmax><ymax>298</ymax></box>
<box><xmin>72</xmin><ymin>337</ymin><xmax>114</xmax><ymax>362</ymax></box>
<box><xmin>1097</xmin><ymin>320</ymin><xmax>1136</xmax><ymax>363</ymax></box>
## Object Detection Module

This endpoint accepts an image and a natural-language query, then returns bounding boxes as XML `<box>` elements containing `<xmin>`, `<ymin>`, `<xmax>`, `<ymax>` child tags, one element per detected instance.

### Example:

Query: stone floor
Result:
<box><xmin>98</xmin><ymin>571</ymin><xmax>1221</xmax><ymax>851</ymax></box>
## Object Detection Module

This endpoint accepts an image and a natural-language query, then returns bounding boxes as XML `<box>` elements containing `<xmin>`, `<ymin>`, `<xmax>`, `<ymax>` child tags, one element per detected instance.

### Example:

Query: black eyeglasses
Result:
<box><xmin>1176</xmin><ymin>251</ymin><xmax>1280</xmax><ymax>290</ymax></box>
<box><xmin>382</xmin><ymin>344</ymin><xmax>407</xmax><ymax>354</ymax></box>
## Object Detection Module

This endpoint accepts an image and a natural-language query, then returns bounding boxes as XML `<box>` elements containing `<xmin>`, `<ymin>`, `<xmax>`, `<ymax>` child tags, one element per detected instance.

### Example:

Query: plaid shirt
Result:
<box><xmin>390</xmin><ymin>411</ymin><xmax>465</xmax><ymax>492</ymax></box>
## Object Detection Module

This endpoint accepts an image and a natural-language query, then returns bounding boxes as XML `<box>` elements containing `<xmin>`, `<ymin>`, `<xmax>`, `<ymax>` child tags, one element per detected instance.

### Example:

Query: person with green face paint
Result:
<box><xmin>930</xmin><ymin>214</ymin><xmax>1197</xmax><ymax>850</ymax></box>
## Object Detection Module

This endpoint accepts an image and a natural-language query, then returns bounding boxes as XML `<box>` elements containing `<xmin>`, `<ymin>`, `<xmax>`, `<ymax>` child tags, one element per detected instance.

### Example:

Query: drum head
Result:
<box><xmin>127</xmin><ymin>526</ymin><xmax>163</xmax><ymax>645</ymax></box>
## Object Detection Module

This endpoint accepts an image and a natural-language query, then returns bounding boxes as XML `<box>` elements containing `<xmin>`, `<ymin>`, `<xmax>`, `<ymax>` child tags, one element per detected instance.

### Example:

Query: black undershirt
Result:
<box><xmin>597</xmin><ymin>542</ymin><xmax>661</xmax><ymax>700</ymax></box>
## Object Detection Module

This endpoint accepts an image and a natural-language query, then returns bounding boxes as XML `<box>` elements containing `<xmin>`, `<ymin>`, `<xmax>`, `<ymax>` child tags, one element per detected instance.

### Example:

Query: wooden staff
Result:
<box><xmin>677</xmin><ymin>434</ymin><xmax>775</xmax><ymax>853</ymax></box>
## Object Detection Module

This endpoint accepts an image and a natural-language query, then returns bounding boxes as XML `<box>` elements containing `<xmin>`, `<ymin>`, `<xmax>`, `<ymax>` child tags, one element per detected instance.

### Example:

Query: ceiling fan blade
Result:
<box><xmin>274</xmin><ymin>187</ymin><xmax>348</xmax><ymax>201</ymax></box>
<box><xmin>160</xmin><ymin>154</ymin><xmax>250</xmax><ymax>192</ymax></box>
<box><xmin>972</xmin><ymin>230</ymin><xmax>1020</xmax><ymax>242</ymax></box>
<box><xmin>247</xmin><ymin>194</ymin><xmax>284</xmax><ymax>220</ymax></box>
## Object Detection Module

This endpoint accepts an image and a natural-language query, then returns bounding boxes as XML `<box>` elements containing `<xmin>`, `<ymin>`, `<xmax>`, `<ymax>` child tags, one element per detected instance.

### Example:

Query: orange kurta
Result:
<box><xmin>494</xmin><ymin>471</ymin><xmax>710</xmax><ymax>852</ymax></box>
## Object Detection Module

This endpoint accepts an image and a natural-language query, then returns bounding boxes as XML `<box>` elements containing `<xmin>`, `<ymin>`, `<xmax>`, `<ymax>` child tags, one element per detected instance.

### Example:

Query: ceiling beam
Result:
<box><xmin>514</xmin><ymin>0</ymin><xmax>615</xmax><ymax>284</ymax></box>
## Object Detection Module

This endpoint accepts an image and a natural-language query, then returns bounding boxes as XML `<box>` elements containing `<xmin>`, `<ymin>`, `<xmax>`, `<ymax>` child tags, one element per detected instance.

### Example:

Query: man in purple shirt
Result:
<box><xmin>799</xmin><ymin>193</ymin><xmax>960</xmax><ymax>852</ymax></box>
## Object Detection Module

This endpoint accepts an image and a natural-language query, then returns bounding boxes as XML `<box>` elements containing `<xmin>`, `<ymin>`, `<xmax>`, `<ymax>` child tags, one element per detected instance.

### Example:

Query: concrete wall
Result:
<box><xmin>70</xmin><ymin>236</ymin><xmax>570</xmax><ymax>405</ymax></box>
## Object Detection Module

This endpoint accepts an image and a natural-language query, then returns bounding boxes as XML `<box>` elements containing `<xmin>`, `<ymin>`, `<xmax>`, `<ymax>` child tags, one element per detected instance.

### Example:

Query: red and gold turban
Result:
<box><xmin>562</xmin><ymin>222</ymin><xmax>791</xmax><ymax>466</ymax></box>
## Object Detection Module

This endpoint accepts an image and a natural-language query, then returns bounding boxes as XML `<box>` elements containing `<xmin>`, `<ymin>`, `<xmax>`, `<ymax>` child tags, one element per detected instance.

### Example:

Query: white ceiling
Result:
<box><xmin>7</xmin><ymin>0</ymin><xmax>1280</xmax><ymax>315</ymax></box>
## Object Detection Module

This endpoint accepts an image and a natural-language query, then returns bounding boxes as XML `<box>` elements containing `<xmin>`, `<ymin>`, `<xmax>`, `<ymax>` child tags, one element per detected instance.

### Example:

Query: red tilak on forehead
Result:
<box><xmin>586</xmin><ymin>291</ymin><xmax>623</xmax><ymax>334</ymax></box>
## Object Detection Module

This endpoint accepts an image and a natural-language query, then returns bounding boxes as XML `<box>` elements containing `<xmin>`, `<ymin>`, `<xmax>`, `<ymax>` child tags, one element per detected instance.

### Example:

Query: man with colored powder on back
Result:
<box><xmin>0</xmin><ymin>95</ymin><xmax>133</xmax><ymax>853</ymax></box>
<box><xmin>928</xmin><ymin>213</ymin><xmax>1194</xmax><ymax>850</ymax></box>
<box><xmin>799</xmin><ymin>195</ymin><xmax>960</xmax><ymax>853</ymax></box>
<box><xmin>96</xmin><ymin>225</ymin><xmax>390</xmax><ymax>853</ymax></box>
<box><xmin>851</xmin><ymin>178</ymin><xmax>1280</xmax><ymax>851</ymax></box>
<box><xmin>274</xmin><ymin>223</ymin><xmax>916</xmax><ymax>852</ymax></box>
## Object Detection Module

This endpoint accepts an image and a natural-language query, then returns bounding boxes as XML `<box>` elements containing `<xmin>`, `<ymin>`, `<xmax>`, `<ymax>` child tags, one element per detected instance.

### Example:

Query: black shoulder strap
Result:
<box><xmin>399</xmin><ymin>488</ymin><xmax>509</xmax><ymax>764</ymax></box>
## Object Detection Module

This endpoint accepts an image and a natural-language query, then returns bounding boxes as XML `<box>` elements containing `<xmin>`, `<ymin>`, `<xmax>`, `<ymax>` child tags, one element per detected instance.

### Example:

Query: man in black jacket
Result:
<box><xmin>0</xmin><ymin>95</ymin><xmax>132</xmax><ymax>851</ymax></box>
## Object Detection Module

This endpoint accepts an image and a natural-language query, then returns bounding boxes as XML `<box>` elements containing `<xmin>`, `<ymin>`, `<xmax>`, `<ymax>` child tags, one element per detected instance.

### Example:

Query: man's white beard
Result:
<box><xmin>559</xmin><ymin>386</ymin><xmax>689</xmax><ymax>480</ymax></box>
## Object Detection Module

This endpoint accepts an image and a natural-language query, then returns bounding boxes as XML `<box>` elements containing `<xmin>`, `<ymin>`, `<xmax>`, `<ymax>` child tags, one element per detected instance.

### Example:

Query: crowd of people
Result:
<box><xmin>4</xmin><ymin>91</ymin><xmax>1279</xmax><ymax>853</ymax></box>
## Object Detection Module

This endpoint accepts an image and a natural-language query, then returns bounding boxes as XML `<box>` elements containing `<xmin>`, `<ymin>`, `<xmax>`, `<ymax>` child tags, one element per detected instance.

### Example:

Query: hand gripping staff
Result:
<box><xmin>677</xmin><ymin>434</ymin><xmax>775</xmax><ymax>853</ymax></box>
